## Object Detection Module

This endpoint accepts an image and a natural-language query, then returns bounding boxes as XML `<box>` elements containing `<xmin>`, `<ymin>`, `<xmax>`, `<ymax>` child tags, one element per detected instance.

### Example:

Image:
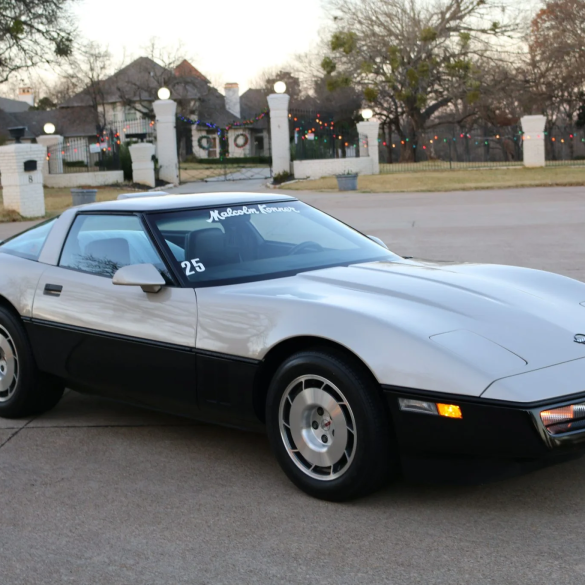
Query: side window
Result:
<box><xmin>59</xmin><ymin>214</ymin><xmax>166</xmax><ymax>278</ymax></box>
<box><xmin>0</xmin><ymin>218</ymin><xmax>57</xmax><ymax>261</ymax></box>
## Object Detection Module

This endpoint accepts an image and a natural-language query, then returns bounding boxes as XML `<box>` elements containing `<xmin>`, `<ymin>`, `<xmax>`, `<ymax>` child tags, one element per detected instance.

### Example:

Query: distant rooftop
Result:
<box><xmin>0</xmin><ymin>96</ymin><xmax>30</xmax><ymax>113</ymax></box>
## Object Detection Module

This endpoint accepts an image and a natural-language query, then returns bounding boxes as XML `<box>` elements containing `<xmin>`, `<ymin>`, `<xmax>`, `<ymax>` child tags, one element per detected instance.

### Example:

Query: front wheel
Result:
<box><xmin>266</xmin><ymin>349</ymin><xmax>399</xmax><ymax>501</ymax></box>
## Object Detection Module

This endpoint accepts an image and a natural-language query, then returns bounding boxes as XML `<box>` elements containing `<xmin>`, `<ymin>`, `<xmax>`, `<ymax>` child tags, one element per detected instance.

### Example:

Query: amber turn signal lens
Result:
<box><xmin>436</xmin><ymin>403</ymin><xmax>462</xmax><ymax>419</ymax></box>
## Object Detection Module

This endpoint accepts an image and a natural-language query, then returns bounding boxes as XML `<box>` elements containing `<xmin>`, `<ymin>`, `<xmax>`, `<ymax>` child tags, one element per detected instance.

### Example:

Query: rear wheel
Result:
<box><xmin>0</xmin><ymin>307</ymin><xmax>64</xmax><ymax>418</ymax></box>
<box><xmin>266</xmin><ymin>349</ymin><xmax>399</xmax><ymax>501</ymax></box>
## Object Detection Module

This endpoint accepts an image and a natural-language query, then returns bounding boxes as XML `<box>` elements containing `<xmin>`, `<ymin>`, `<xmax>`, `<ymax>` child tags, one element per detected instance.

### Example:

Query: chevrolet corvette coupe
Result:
<box><xmin>1</xmin><ymin>192</ymin><xmax>585</xmax><ymax>500</ymax></box>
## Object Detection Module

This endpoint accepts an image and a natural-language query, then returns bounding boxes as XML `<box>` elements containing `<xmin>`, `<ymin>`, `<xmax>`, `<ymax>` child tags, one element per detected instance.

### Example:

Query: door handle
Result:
<box><xmin>44</xmin><ymin>284</ymin><xmax>63</xmax><ymax>297</ymax></box>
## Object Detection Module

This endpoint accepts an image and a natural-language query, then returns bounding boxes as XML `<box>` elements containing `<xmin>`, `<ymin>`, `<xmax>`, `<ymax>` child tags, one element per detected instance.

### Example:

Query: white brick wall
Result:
<box><xmin>292</xmin><ymin>157</ymin><xmax>374</xmax><ymax>180</ymax></box>
<box><xmin>0</xmin><ymin>143</ymin><xmax>47</xmax><ymax>217</ymax></box>
<box><xmin>129</xmin><ymin>143</ymin><xmax>155</xmax><ymax>187</ymax></box>
<box><xmin>44</xmin><ymin>171</ymin><xmax>123</xmax><ymax>188</ymax></box>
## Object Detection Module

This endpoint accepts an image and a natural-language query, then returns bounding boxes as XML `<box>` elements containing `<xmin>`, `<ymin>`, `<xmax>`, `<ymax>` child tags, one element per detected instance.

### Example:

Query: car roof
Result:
<box><xmin>76</xmin><ymin>192</ymin><xmax>298</xmax><ymax>213</ymax></box>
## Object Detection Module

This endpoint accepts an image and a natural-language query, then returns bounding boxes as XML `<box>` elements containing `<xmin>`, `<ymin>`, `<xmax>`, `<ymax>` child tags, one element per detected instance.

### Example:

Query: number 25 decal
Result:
<box><xmin>181</xmin><ymin>258</ymin><xmax>206</xmax><ymax>275</ymax></box>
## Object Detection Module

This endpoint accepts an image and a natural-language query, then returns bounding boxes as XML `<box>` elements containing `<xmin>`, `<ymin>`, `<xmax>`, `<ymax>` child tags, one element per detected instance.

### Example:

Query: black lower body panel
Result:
<box><xmin>382</xmin><ymin>386</ymin><xmax>585</xmax><ymax>484</ymax></box>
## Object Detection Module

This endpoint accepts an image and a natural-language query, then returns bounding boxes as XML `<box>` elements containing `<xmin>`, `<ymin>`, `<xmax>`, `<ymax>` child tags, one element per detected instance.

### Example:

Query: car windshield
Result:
<box><xmin>148</xmin><ymin>200</ymin><xmax>398</xmax><ymax>286</ymax></box>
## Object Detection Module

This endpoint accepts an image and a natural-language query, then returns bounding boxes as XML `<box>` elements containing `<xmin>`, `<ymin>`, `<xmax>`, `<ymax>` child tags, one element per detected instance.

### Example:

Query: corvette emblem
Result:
<box><xmin>575</xmin><ymin>334</ymin><xmax>585</xmax><ymax>344</ymax></box>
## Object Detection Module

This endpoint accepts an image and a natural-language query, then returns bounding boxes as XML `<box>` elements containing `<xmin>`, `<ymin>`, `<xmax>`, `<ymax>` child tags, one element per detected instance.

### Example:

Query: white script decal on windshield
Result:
<box><xmin>207</xmin><ymin>205</ymin><xmax>299</xmax><ymax>223</ymax></box>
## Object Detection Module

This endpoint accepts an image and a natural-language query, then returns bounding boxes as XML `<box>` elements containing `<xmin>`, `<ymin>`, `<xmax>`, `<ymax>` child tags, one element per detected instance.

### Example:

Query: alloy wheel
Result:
<box><xmin>279</xmin><ymin>374</ymin><xmax>357</xmax><ymax>481</ymax></box>
<box><xmin>0</xmin><ymin>325</ymin><xmax>18</xmax><ymax>403</ymax></box>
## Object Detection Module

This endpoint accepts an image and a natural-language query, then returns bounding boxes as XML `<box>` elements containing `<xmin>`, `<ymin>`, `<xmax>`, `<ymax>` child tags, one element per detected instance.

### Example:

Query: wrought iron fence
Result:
<box><xmin>379</xmin><ymin>125</ymin><xmax>524</xmax><ymax>173</ymax></box>
<box><xmin>288</xmin><ymin>108</ymin><xmax>367</xmax><ymax>161</ymax></box>
<box><xmin>291</xmin><ymin>128</ymin><xmax>368</xmax><ymax>161</ymax></box>
<box><xmin>176</xmin><ymin>115</ymin><xmax>273</xmax><ymax>183</ymax></box>
<box><xmin>106</xmin><ymin>117</ymin><xmax>155</xmax><ymax>143</ymax></box>
<box><xmin>47</xmin><ymin>136</ymin><xmax>121</xmax><ymax>174</ymax></box>
<box><xmin>545</xmin><ymin>125</ymin><xmax>585</xmax><ymax>166</ymax></box>
<box><xmin>379</xmin><ymin>123</ymin><xmax>585</xmax><ymax>173</ymax></box>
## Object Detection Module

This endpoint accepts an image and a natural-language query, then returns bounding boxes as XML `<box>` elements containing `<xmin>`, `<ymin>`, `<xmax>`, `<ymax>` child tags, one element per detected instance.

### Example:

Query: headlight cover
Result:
<box><xmin>540</xmin><ymin>403</ymin><xmax>585</xmax><ymax>434</ymax></box>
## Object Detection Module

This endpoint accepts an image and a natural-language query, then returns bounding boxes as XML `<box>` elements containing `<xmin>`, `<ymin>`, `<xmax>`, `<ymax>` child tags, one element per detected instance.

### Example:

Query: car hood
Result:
<box><xmin>297</xmin><ymin>259</ymin><xmax>585</xmax><ymax>371</ymax></box>
<box><xmin>196</xmin><ymin>258</ymin><xmax>585</xmax><ymax>398</ymax></box>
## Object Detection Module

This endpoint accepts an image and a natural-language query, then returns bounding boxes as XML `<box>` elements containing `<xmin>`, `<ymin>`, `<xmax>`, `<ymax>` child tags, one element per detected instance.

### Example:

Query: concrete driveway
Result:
<box><xmin>1</xmin><ymin>185</ymin><xmax>585</xmax><ymax>584</ymax></box>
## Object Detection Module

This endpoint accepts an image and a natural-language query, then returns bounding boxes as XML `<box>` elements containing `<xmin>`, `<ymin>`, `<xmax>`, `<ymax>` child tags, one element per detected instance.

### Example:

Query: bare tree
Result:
<box><xmin>63</xmin><ymin>41</ymin><xmax>114</xmax><ymax>126</ymax></box>
<box><xmin>524</xmin><ymin>0</ymin><xmax>585</xmax><ymax>129</ymax></box>
<box><xmin>0</xmin><ymin>0</ymin><xmax>76</xmax><ymax>83</ymax></box>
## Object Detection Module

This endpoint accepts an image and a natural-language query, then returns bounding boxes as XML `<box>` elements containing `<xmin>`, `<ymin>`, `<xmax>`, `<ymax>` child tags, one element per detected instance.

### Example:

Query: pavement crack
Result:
<box><xmin>0</xmin><ymin>417</ymin><xmax>37</xmax><ymax>451</ymax></box>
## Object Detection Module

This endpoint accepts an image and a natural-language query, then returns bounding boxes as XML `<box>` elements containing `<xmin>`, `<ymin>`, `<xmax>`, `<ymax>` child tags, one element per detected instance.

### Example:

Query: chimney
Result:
<box><xmin>18</xmin><ymin>87</ymin><xmax>34</xmax><ymax>107</ymax></box>
<box><xmin>224</xmin><ymin>83</ymin><xmax>240</xmax><ymax>118</ymax></box>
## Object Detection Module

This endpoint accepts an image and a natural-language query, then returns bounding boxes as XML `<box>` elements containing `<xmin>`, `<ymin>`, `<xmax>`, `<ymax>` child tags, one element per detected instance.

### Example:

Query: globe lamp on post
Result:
<box><xmin>43</xmin><ymin>122</ymin><xmax>56</xmax><ymax>135</ymax></box>
<box><xmin>273</xmin><ymin>81</ymin><xmax>287</xmax><ymax>94</ymax></box>
<box><xmin>157</xmin><ymin>87</ymin><xmax>171</xmax><ymax>100</ymax></box>
<box><xmin>361</xmin><ymin>109</ymin><xmax>373</xmax><ymax>121</ymax></box>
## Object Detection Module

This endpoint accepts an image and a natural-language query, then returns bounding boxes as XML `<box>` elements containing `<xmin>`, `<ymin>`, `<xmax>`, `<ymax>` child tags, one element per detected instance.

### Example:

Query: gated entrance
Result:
<box><xmin>176</xmin><ymin>114</ymin><xmax>272</xmax><ymax>183</ymax></box>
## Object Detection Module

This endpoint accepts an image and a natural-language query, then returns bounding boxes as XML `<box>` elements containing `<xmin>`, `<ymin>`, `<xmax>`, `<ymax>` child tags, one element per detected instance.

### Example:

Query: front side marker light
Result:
<box><xmin>436</xmin><ymin>403</ymin><xmax>463</xmax><ymax>419</ymax></box>
<box><xmin>398</xmin><ymin>398</ymin><xmax>438</xmax><ymax>415</ymax></box>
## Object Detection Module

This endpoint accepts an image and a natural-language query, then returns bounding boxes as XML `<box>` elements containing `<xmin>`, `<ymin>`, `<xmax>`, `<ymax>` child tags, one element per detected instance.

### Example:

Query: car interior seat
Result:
<box><xmin>186</xmin><ymin>228</ymin><xmax>241</xmax><ymax>267</ymax></box>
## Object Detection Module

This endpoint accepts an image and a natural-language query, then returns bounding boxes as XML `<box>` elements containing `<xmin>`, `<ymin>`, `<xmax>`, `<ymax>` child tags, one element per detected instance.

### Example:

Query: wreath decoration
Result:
<box><xmin>197</xmin><ymin>135</ymin><xmax>212</xmax><ymax>150</ymax></box>
<box><xmin>234</xmin><ymin>133</ymin><xmax>249</xmax><ymax>148</ymax></box>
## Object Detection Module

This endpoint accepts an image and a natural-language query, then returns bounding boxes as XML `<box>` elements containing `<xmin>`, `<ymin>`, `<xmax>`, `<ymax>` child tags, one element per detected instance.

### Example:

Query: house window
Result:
<box><xmin>124</xmin><ymin>106</ymin><xmax>138</xmax><ymax>121</ymax></box>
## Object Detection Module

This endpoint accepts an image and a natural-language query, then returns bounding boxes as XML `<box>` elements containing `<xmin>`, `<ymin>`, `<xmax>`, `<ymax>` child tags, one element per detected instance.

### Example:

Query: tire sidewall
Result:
<box><xmin>0</xmin><ymin>307</ymin><xmax>36</xmax><ymax>416</ymax></box>
<box><xmin>266</xmin><ymin>350</ymin><xmax>393</xmax><ymax>500</ymax></box>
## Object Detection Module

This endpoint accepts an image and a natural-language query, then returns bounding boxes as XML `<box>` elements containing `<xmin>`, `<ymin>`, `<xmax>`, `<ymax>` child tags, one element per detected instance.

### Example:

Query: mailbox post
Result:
<box><xmin>0</xmin><ymin>142</ymin><xmax>47</xmax><ymax>218</ymax></box>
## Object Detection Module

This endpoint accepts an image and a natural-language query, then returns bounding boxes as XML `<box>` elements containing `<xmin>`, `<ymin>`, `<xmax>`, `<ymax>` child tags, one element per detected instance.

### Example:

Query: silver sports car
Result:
<box><xmin>1</xmin><ymin>192</ymin><xmax>585</xmax><ymax>500</ymax></box>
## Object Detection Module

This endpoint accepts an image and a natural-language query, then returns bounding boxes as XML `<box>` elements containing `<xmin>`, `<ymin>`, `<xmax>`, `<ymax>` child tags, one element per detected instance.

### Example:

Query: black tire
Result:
<box><xmin>0</xmin><ymin>306</ymin><xmax>64</xmax><ymax>418</ymax></box>
<box><xmin>266</xmin><ymin>348</ymin><xmax>399</xmax><ymax>501</ymax></box>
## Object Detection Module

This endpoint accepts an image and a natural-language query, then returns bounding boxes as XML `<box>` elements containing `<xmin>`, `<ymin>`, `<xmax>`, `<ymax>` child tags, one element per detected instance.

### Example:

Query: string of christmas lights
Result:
<box><xmin>178</xmin><ymin>108</ymin><xmax>270</xmax><ymax>139</ymax></box>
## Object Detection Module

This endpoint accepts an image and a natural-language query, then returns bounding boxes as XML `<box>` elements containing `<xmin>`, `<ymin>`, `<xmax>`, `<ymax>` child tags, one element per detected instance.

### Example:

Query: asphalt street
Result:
<box><xmin>1</xmin><ymin>184</ymin><xmax>585</xmax><ymax>584</ymax></box>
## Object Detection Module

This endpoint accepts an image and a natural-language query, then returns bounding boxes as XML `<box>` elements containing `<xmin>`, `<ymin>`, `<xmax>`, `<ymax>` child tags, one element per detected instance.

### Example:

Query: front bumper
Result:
<box><xmin>382</xmin><ymin>386</ymin><xmax>585</xmax><ymax>482</ymax></box>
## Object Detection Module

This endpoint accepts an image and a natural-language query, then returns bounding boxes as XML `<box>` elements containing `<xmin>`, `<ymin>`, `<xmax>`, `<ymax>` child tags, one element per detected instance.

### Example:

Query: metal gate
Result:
<box><xmin>176</xmin><ymin>115</ymin><xmax>272</xmax><ymax>184</ymax></box>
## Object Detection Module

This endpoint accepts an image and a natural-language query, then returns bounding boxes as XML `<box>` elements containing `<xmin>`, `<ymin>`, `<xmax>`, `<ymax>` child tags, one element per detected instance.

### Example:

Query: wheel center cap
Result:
<box><xmin>321</xmin><ymin>417</ymin><xmax>332</xmax><ymax>431</ymax></box>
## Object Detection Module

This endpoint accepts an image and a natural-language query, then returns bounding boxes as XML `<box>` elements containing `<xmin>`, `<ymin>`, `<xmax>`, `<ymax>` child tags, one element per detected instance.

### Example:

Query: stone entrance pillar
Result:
<box><xmin>153</xmin><ymin>99</ymin><xmax>179</xmax><ymax>185</ymax></box>
<box><xmin>129</xmin><ymin>143</ymin><xmax>156</xmax><ymax>188</ymax></box>
<box><xmin>356</xmin><ymin>120</ymin><xmax>381</xmax><ymax>175</ymax></box>
<box><xmin>36</xmin><ymin>134</ymin><xmax>64</xmax><ymax>179</ymax></box>
<box><xmin>521</xmin><ymin>115</ymin><xmax>546</xmax><ymax>168</ymax></box>
<box><xmin>0</xmin><ymin>143</ymin><xmax>46</xmax><ymax>218</ymax></box>
<box><xmin>267</xmin><ymin>93</ymin><xmax>291</xmax><ymax>176</ymax></box>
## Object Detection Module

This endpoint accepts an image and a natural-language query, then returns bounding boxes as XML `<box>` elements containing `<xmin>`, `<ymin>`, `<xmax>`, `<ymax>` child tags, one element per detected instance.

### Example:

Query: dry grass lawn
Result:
<box><xmin>0</xmin><ymin>185</ymin><xmax>134</xmax><ymax>222</ymax></box>
<box><xmin>281</xmin><ymin>165</ymin><xmax>585</xmax><ymax>193</ymax></box>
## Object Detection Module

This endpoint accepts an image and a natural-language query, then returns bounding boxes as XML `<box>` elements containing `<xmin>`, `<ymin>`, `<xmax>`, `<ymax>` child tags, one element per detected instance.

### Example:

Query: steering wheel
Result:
<box><xmin>287</xmin><ymin>241</ymin><xmax>324</xmax><ymax>255</ymax></box>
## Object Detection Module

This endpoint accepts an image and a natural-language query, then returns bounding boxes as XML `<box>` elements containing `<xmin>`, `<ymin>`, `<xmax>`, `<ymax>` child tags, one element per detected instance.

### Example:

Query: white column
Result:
<box><xmin>267</xmin><ymin>93</ymin><xmax>291</xmax><ymax>176</ymax></box>
<box><xmin>0</xmin><ymin>143</ymin><xmax>46</xmax><ymax>218</ymax></box>
<box><xmin>520</xmin><ymin>115</ymin><xmax>546</xmax><ymax>168</ymax></box>
<box><xmin>356</xmin><ymin>120</ymin><xmax>380</xmax><ymax>175</ymax></box>
<box><xmin>129</xmin><ymin>143</ymin><xmax>156</xmax><ymax>188</ymax></box>
<box><xmin>153</xmin><ymin>99</ymin><xmax>179</xmax><ymax>185</ymax></box>
<box><xmin>36</xmin><ymin>134</ymin><xmax>64</xmax><ymax>179</ymax></box>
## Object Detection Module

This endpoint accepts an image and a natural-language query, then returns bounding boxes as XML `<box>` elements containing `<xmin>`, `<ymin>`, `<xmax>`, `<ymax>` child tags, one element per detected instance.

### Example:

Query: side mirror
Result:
<box><xmin>112</xmin><ymin>263</ymin><xmax>165</xmax><ymax>293</ymax></box>
<box><xmin>367</xmin><ymin>235</ymin><xmax>389</xmax><ymax>249</ymax></box>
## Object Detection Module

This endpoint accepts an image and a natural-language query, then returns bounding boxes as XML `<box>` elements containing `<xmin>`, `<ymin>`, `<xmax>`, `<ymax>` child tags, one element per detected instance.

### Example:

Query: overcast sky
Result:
<box><xmin>72</xmin><ymin>0</ymin><xmax>326</xmax><ymax>91</ymax></box>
